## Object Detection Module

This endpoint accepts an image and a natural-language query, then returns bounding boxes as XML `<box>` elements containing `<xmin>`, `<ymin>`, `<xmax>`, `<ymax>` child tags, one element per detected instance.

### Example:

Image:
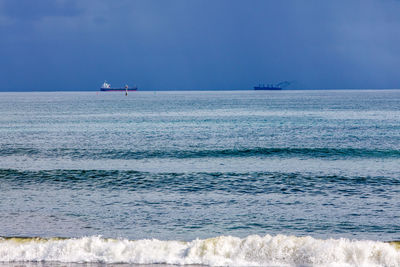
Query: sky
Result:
<box><xmin>0</xmin><ymin>0</ymin><xmax>400</xmax><ymax>91</ymax></box>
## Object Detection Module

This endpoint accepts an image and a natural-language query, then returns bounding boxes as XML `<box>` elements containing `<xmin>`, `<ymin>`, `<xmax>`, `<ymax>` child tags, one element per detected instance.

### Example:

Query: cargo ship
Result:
<box><xmin>254</xmin><ymin>81</ymin><xmax>290</xmax><ymax>90</ymax></box>
<box><xmin>254</xmin><ymin>84</ymin><xmax>282</xmax><ymax>90</ymax></box>
<box><xmin>100</xmin><ymin>81</ymin><xmax>137</xmax><ymax>91</ymax></box>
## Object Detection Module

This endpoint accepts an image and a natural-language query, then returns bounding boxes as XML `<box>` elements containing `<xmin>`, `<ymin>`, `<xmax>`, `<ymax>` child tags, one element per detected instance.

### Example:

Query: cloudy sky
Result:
<box><xmin>0</xmin><ymin>0</ymin><xmax>399</xmax><ymax>91</ymax></box>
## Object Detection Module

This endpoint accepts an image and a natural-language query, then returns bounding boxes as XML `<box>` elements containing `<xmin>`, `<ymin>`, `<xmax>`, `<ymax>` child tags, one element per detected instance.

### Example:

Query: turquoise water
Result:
<box><xmin>0</xmin><ymin>90</ymin><xmax>399</xmax><ymax>266</ymax></box>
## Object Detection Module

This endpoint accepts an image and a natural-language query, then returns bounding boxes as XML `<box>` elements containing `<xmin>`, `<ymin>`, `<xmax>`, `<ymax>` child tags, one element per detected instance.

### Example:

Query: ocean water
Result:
<box><xmin>0</xmin><ymin>90</ymin><xmax>399</xmax><ymax>266</ymax></box>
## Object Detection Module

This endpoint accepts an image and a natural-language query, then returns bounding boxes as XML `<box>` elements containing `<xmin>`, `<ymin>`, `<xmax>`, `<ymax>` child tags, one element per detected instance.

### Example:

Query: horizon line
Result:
<box><xmin>0</xmin><ymin>88</ymin><xmax>399</xmax><ymax>93</ymax></box>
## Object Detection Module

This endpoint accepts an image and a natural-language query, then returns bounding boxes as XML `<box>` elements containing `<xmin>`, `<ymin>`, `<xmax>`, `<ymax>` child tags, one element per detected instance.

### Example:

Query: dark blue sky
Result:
<box><xmin>1</xmin><ymin>0</ymin><xmax>399</xmax><ymax>91</ymax></box>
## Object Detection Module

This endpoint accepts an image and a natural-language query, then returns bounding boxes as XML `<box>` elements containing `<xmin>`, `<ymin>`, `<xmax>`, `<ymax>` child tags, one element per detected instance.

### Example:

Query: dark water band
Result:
<box><xmin>1</xmin><ymin>147</ymin><xmax>400</xmax><ymax>160</ymax></box>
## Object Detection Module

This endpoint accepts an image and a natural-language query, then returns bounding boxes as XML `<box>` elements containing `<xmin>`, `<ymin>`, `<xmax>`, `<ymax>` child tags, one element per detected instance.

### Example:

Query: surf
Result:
<box><xmin>1</xmin><ymin>235</ymin><xmax>399</xmax><ymax>266</ymax></box>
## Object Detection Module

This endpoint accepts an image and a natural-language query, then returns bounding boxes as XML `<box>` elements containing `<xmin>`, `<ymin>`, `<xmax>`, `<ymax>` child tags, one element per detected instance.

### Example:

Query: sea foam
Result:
<box><xmin>0</xmin><ymin>235</ymin><xmax>399</xmax><ymax>266</ymax></box>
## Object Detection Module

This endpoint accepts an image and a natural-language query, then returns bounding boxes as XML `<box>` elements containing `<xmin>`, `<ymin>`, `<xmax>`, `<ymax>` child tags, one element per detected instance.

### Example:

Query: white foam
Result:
<box><xmin>0</xmin><ymin>235</ymin><xmax>399</xmax><ymax>266</ymax></box>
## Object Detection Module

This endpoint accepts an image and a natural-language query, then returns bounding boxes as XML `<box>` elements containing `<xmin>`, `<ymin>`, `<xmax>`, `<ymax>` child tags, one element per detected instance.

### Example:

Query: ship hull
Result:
<box><xmin>254</xmin><ymin>87</ymin><xmax>282</xmax><ymax>90</ymax></box>
<box><xmin>100</xmin><ymin>88</ymin><xmax>137</xmax><ymax>91</ymax></box>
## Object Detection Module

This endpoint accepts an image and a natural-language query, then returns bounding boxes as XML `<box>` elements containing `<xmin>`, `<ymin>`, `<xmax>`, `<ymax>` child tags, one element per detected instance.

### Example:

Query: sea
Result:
<box><xmin>0</xmin><ymin>90</ymin><xmax>399</xmax><ymax>267</ymax></box>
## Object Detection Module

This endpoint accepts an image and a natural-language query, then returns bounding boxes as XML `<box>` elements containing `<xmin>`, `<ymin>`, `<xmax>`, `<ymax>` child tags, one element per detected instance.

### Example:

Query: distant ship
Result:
<box><xmin>254</xmin><ymin>81</ymin><xmax>290</xmax><ymax>90</ymax></box>
<box><xmin>254</xmin><ymin>84</ymin><xmax>282</xmax><ymax>90</ymax></box>
<box><xmin>100</xmin><ymin>81</ymin><xmax>137</xmax><ymax>91</ymax></box>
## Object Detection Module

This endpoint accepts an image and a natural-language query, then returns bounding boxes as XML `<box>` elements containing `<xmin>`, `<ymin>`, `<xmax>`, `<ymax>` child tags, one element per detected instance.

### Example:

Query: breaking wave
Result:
<box><xmin>0</xmin><ymin>235</ymin><xmax>399</xmax><ymax>266</ymax></box>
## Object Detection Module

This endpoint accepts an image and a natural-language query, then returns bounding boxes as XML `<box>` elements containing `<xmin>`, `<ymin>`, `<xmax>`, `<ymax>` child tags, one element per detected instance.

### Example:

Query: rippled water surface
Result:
<box><xmin>0</xmin><ymin>90</ymin><xmax>399</xmax><ymax>266</ymax></box>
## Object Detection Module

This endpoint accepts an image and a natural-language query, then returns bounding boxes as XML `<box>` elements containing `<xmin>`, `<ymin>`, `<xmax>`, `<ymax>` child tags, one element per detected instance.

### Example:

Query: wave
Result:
<box><xmin>0</xmin><ymin>235</ymin><xmax>399</xmax><ymax>266</ymax></box>
<box><xmin>1</xmin><ymin>147</ymin><xmax>400</xmax><ymax>160</ymax></box>
<box><xmin>1</xmin><ymin>169</ymin><xmax>399</xmax><ymax>194</ymax></box>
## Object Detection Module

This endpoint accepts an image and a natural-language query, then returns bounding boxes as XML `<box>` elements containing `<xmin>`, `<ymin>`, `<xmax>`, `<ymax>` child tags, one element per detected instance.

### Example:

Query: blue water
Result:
<box><xmin>0</xmin><ymin>90</ymin><xmax>399</xmax><ymax>266</ymax></box>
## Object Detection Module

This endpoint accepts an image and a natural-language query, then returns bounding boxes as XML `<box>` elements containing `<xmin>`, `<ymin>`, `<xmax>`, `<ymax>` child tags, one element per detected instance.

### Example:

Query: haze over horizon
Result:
<box><xmin>1</xmin><ymin>0</ymin><xmax>400</xmax><ymax>91</ymax></box>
